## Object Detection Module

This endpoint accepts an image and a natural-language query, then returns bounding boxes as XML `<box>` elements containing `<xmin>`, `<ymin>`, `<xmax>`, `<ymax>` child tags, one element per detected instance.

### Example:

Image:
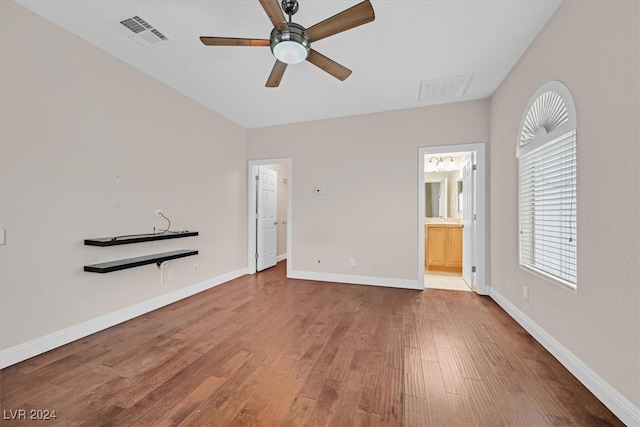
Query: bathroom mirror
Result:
<box><xmin>425</xmin><ymin>179</ymin><xmax>447</xmax><ymax>218</ymax></box>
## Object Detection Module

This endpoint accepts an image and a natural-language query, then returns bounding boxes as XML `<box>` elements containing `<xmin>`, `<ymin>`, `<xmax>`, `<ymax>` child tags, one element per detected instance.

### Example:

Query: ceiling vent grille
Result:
<box><xmin>418</xmin><ymin>73</ymin><xmax>473</xmax><ymax>102</ymax></box>
<box><xmin>110</xmin><ymin>15</ymin><xmax>170</xmax><ymax>48</ymax></box>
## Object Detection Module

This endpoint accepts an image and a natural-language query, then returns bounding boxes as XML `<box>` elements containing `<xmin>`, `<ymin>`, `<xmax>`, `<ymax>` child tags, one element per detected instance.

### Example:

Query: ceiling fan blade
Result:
<box><xmin>307</xmin><ymin>50</ymin><xmax>352</xmax><ymax>81</ymax></box>
<box><xmin>266</xmin><ymin>60</ymin><xmax>287</xmax><ymax>87</ymax></box>
<box><xmin>258</xmin><ymin>0</ymin><xmax>288</xmax><ymax>31</ymax></box>
<box><xmin>200</xmin><ymin>37</ymin><xmax>270</xmax><ymax>47</ymax></box>
<box><xmin>305</xmin><ymin>0</ymin><xmax>375</xmax><ymax>43</ymax></box>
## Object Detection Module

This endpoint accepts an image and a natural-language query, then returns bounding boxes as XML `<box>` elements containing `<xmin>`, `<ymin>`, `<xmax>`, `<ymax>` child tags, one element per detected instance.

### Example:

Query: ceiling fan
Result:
<box><xmin>199</xmin><ymin>0</ymin><xmax>375</xmax><ymax>87</ymax></box>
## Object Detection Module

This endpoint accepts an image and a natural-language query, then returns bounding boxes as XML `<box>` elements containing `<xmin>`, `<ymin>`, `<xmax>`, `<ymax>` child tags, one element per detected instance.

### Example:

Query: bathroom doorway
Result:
<box><xmin>418</xmin><ymin>144</ymin><xmax>486</xmax><ymax>294</ymax></box>
<box><xmin>424</xmin><ymin>152</ymin><xmax>470</xmax><ymax>291</ymax></box>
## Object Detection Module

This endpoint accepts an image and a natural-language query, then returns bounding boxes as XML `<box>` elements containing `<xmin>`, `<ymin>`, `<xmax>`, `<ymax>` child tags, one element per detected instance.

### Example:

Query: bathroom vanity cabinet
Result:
<box><xmin>425</xmin><ymin>223</ymin><xmax>462</xmax><ymax>272</ymax></box>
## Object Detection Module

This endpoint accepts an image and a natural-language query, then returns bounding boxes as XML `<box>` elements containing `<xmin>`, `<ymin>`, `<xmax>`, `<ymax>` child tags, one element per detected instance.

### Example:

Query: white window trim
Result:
<box><xmin>517</xmin><ymin>81</ymin><xmax>577</xmax><ymax>289</ymax></box>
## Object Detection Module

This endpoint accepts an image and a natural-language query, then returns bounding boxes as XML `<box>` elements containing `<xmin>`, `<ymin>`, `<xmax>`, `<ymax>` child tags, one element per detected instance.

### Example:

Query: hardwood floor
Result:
<box><xmin>0</xmin><ymin>261</ymin><xmax>623</xmax><ymax>426</ymax></box>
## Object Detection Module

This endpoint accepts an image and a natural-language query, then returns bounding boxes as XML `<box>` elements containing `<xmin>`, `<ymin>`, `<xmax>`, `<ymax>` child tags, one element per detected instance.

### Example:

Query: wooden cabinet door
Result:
<box><xmin>448</xmin><ymin>227</ymin><xmax>463</xmax><ymax>268</ymax></box>
<box><xmin>427</xmin><ymin>227</ymin><xmax>447</xmax><ymax>267</ymax></box>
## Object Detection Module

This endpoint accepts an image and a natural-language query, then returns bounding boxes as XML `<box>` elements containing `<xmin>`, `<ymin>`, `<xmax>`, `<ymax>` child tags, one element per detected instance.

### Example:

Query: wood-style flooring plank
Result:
<box><xmin>413</xmin><ymin>307</ymin><xmax>439</xmax><ymax>362</ymax></box>
<box><xmin>403</xmin><ymin>346</ymin><xmax>426</xmax><ymax>399</ymax></box>
<box><xmin>324</xmin><ymin>371</ymin><xmax>368</xmax><ymax>426</ymax></box>
<box><xmin>354</xmin><ymin>408</ymin><xmax>383</xmax><ymax>427</ymax></box>
<box><xmin>177</xmin><ymin>363</ymin><xmax>271</xmax><ymax>426</ymax></box>
<box><xmin>359</xmin><ymin>364</ymin><xmax>403</xmax><ymax>426</ymax></box>
<box><xmin>403</xmin><ymin>395</ymin><xmax>429</xmax><ymax>427</ymax></box>
<box><xmin>0</xmin><ymin>261</ymin><xmax>624</xmax><ymax>426</ymax></box>
<box><xmin>109</xmin><ymin>346</ymin><xmax>203</xmax><ymax>409</ymax></box>
<box><xmin>435</xmin><ymin>344</ymin><xmax>468</xmax><ymax>397</ymax></box>
<box><xmin>463</xmin><ymin>377</ymin><xmax>503</xmax><ymax>426</ymax></box>
<box><xmin>422</xmin><ymin>359</ymin><xmax>454</xmax><ymax>426</ymax></box>
<box><xmin>227</xmin><ymin>357</ymin><xmax>308</xmax><ymax>426</ymax></box>
<box><xmin>296</xmin><ymin>306</ymin><xmax>359</xmax><ymax>400</ymax></box>
<box><xmin>446</xmin><ymin>391</ymin><xmax>478</xmax><ymax>426</ymax></box>
<box><xmin>279</xmin><ymin>395</ymin><xmax>316</xmax><ymax>427</ymax></box>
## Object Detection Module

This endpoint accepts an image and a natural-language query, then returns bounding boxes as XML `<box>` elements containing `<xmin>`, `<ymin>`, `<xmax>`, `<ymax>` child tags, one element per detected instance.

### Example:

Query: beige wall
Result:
<box><xmin>248</xmin><ymin>101</ymin><xmax>490</xmax><ymax>281</ymax></box>
<box><xmin>490</xmin><ymin>0</ymin><xmax>639</xmax><ymax>408</ymax></box>
<box><xmin>0</xmin><ymin>1</ymin><xmax>248</xmax><ymax>350</ymax></box>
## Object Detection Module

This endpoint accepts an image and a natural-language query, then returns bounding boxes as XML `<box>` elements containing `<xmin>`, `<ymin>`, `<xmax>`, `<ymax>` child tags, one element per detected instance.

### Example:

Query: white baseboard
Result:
<box><xmin>288</xmin><ymin>269</ymin><xmax>419</xmax><ymax>290</ymax></box>
<box><xmin>490</xmin><ymin>288</ymin><xmax>640</xmax><ymax>427</ymax></box>
<box><xmin>0</xmin><ymin>267</ymin><xmax>251</xmax><ymax>369</ymax></box>
<box><xmin>276</xmin><ymin>253</ymin><xmax>287</xmax><ymax>262</ymax></box>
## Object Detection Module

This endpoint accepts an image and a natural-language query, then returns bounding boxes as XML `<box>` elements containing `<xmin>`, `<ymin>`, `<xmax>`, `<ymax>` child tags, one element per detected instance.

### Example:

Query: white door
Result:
<box><xmin>256</xmin><ymin>166</ymin><xmax>278</xmax><ymax>271</ymax></box>
<box><xmin>462</xmin><ymin>154</ymin><xmax>475</xmax><ymax>288</ymax></box>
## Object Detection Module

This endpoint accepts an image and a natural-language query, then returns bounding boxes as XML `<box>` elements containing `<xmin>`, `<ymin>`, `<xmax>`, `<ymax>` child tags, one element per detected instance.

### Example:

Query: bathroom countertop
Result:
<box><xmin>425</xmin><ymin>222</ymin><xmax>462</xmax><ymax>227</ymax></box>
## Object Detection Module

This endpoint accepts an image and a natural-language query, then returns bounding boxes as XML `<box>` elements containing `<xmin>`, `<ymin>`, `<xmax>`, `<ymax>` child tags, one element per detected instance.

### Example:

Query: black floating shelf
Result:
<box><xmin>84</xmin><ymin>249</ymin><xmax>198</xmax><ymax>274</ymax></box>
<box><xmin>85</xmin><ymin>231</ymin><xmax>198</xmax><ymax>247</ymax></box>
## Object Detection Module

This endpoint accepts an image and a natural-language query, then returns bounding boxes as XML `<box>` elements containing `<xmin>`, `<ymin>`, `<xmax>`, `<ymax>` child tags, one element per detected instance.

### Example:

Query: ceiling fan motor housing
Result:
<box><xmin>281</xmin><ymin>0</ymin><xmax>299</xmax><ymax>16</ymax></box>
<box><xmin>270</xmin><ymin>22</ymin><xmax>310</xmax><ymax>64</ymax></box>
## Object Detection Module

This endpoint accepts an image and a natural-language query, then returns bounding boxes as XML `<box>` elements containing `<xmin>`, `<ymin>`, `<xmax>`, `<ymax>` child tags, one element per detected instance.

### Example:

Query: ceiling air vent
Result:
<box><xmin>109</xmin><ymin>15</ymin><xmax>170</xmax><ymax>48</ymax></box>
<box><xmin>418</xmin><ymin>73</ymin><xmax>473</xmax><ymax>103</ymax></box>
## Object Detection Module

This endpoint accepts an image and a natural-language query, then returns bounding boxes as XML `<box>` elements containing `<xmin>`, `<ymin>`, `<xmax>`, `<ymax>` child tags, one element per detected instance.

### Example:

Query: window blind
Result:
<box><xmin>519</xmin><ymin>130</ymin><xmax>577</xmax><ymax>287</ymax></box>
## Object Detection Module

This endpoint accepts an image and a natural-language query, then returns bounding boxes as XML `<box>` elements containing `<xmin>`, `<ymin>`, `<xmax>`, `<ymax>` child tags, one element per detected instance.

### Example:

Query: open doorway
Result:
<box><xmin>418</xmin><ymin>144</ymin><xmax>487</xmax><ymax>295</ymax></box>
<box><xmin>424</xmin><ymin>152</ymin><xmax>471</xmax><ymax>291</ymax></box>
<box><xmin>247</xmin><ymin>158</ymin><xmax>291</xmax><ymax>274</ymax></box>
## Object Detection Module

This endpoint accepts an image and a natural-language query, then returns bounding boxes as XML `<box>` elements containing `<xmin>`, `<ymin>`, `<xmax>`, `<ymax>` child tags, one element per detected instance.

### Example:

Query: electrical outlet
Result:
<box><xmin>349</xmin><ymin>257</ymin><xmax>356</xmax><ymax>267</ymax></box>
<box><xmin>167</xmin><ymin>270</ymin><xmax>174</xmax><ymax>281</ymax></box>
<box><xmin>193</xmin><ymin>263</ymin><xmax>198</xmax><ymax>273</ymax></box>
<box><xmin>523</xmin><ymin>286</ymin><xmax>529</xmax><ymax>301</ymax></box>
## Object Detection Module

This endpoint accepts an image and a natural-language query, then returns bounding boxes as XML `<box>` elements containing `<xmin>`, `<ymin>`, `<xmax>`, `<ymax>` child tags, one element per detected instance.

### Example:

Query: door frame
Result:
<box><xmin>418</xmin><ymin>143</ymin><xmax>487</xmax><ymax>295</ymax></box>
<box><xmin>247</xmin><ymin>158</ymin><xmax>292</xmax><ymax>275</ymax></box>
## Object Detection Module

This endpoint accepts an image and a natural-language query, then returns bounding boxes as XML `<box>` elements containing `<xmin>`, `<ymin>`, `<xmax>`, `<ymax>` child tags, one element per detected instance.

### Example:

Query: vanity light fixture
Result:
<box><xmin>426</xmin><ymin>156</ymin><xmax>456</xmax><ymax>172</ymax></box>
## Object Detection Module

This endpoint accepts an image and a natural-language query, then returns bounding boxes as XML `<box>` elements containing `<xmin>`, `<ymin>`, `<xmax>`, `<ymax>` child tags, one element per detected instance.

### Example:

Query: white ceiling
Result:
<box><xmin>15</xmin><ymin>0</ymin><xmax>562</xmax><ymax>129</ymax></box>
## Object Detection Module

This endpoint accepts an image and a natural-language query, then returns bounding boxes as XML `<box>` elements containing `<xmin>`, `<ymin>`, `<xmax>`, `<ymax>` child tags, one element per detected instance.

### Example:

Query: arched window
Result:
<box><xmin>517</xmin><ymin>81</ymin><xmax>577</xmax><ymax>288</ymax></box>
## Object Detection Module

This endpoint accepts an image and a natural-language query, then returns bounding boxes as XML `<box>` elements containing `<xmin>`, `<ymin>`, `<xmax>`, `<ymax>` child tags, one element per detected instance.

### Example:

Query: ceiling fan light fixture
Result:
<box><xmin>273</xmin><ymin>41</ymin><xmax>308</xmax><ymax>64</ymax></box>
<box><xmin>270</xmin><ymin>23</ymin><xmax>310</xmax><ymax>64</ymax></box>
<box><xmin>200</xmin><ymin>0</ymin><xmax>375</xmax><ymax>87</ymax></box>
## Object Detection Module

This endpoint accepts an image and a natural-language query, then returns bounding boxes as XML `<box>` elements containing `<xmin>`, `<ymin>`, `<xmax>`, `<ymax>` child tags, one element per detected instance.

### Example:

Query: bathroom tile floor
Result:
<box><xmin>425</xmin><ymin>270</ymin><xmax>471</xmax><ymax>291</ymax></box>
